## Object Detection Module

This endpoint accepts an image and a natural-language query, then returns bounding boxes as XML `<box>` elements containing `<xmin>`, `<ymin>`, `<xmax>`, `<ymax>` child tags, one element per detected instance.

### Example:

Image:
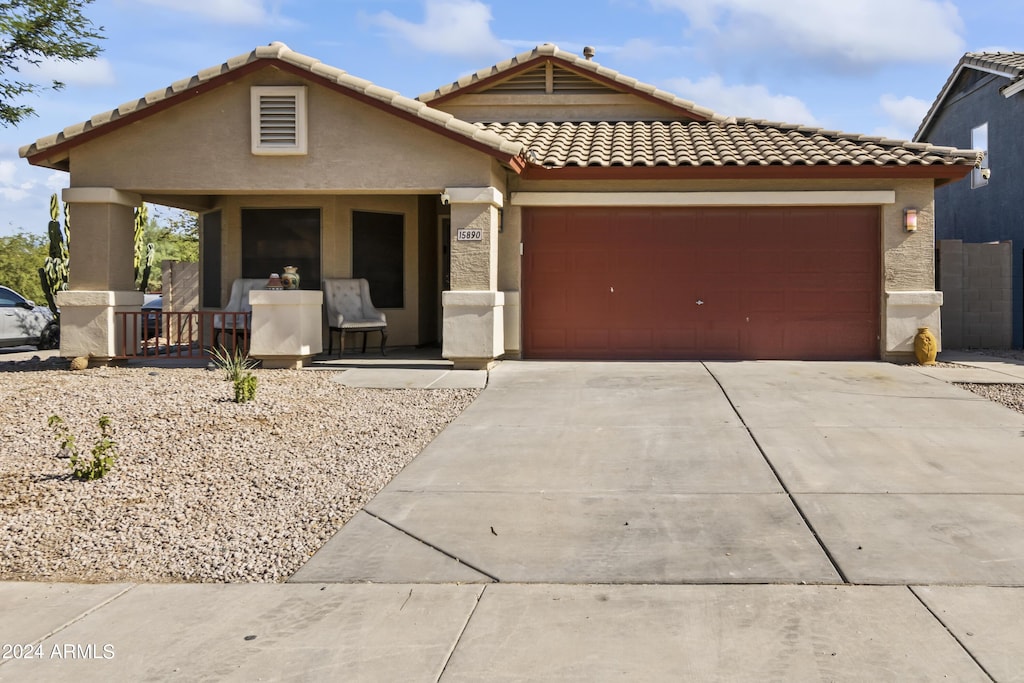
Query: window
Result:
<box><xmin>251</xmin><ymin>86</ymin><xmax>307</xmax><ymax>155</ymax></box>
<box><xmin>241</xmin><ymin>209</ymin><xmax>321</xmax><ymax>288</ymax></box>
<box><xmin>352</xmin><ymin>211</ymin><xmax>404</xmax><ymax>308</ymax></box>
<box><xmin>971</xmin><ymin>123</ymin><xmax>988</xmax><ymax>189</ymax></box>
<box><xmin>201</xmin><ymin>210</ymin><xmax>222</xmax><ymax>308</ymax></box>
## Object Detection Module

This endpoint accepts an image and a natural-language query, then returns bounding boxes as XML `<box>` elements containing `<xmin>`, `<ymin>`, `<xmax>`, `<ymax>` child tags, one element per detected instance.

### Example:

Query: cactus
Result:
<box><xmin>37</xmin><ymin>193</ymin><xmax>69</xmax><ymax>318</ymax></box>
<box><xmin>134</xmin><ymin>204</ymin><xmax>155</xmax><ymax>293</ymax></box>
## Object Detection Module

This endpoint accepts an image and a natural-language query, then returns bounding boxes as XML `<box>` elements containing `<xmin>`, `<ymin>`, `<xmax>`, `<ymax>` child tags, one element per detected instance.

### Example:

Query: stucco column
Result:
<box><xmin>442</xmin><ymin>186</ymin><xmax>504</xmax><ymax>369</ymax></box>
<box><xmin>56</xmin><ymin>187</ymin><xmax>144</xmax><ymax>360</ymax></box>
<box><xmin>881</xmin><ymin>187</ymin><xmax>944</xmax><ymax>360</ymax></box>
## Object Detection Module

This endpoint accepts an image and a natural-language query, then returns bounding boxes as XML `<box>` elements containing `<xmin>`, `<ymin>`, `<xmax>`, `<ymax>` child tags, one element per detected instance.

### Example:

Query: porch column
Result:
<box><xmin>57</xmin><ymin>187</ymin><xmax>144</xmax><ymax>361</ymax></box>
<box><xmin>442</xmin><ymin>186</ymin><xmax>504</xmax><ymax>370</ymax></box>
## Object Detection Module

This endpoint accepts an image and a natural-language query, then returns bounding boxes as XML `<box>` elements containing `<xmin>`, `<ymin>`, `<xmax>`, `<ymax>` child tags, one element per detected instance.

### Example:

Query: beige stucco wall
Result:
<box><xmin>68</xmin><ymin>66</ymin><xmax>496</xmax><ymax>194</ymax></box>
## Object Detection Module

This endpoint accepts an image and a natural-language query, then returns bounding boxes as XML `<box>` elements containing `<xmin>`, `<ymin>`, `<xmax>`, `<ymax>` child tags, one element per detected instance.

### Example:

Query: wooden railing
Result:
<box><xmin>113</xmin><ymin>311</ymin><xmax>251</xmax><ymax>359</ymax></box>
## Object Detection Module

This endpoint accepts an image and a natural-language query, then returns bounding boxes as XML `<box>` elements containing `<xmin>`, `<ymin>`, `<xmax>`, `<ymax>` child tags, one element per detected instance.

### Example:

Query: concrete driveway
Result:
<box><xmin>6</xmin><ymin>360</ymin><xmax>1024</xmax><ymax>681</ymax></box>
<box><xmin>294</xmin><ymin>360</ymin><xmax>1024</xmax><ymax>587</ymax></box>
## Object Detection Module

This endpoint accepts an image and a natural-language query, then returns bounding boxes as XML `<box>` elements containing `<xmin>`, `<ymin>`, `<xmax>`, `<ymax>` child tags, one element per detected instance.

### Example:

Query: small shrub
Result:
<box><xmin>209</xmin><ymin>345</ymin><xmax>258</xmax><ymax>382</ymax></box>
<box><xmin>234</xmin><ymin>372</ymin><xmax>258</xmax><ymax>403</ymax></box>
<box><xmin>48</xmin><ymin>415</ymin><xmax>118</xmax><ymax>481</ymax></box>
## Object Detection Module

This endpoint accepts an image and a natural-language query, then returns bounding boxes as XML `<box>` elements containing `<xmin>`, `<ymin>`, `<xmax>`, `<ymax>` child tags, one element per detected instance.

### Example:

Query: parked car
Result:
<box><xmin>0</xmin><ymin>285</ymin><xmax>58</xmax><ymax>349</ymax></box>
<box><xmin>142</xmin><ymin>294</ymin><xmax>162</xmax><ymax>339</ymax></box>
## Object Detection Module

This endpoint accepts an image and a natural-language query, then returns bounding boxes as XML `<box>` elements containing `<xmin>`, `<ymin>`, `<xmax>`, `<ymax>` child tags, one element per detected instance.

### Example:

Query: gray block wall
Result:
<box><xmin>938</xmin><ymin>239</ymin><xmax>1013</xmax><ymax>348</ymax></box>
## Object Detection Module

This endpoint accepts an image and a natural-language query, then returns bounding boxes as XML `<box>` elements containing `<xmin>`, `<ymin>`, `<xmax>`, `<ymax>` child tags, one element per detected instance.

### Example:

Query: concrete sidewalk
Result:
<box><xmin>4</xmin><ymin>360</ymin><xmax>1024</xmax><ymax>680</ymax></box>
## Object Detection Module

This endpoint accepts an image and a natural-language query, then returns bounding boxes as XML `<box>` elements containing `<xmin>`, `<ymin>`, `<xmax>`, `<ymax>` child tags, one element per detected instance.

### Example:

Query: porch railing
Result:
<box><xmin>113</xmin><ymin>311</ymin><xmax>251</xmax><ymax>360</ymax></box>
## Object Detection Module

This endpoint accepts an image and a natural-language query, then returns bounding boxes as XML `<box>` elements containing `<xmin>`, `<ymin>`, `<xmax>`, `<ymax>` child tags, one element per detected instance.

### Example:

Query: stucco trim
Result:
<box><xmin>510</xmin><ymin>190</ymin><xmax>896</xmax><ymax>207</ymax></box>
<box><xmin>445</xmin><ymin>187</ymin><xmax>504</xmax><ymax>207</ymax></box>
<box><xmin>62</xmin><ymin>187</ymin><xmax>142</xmax><ymax>207</ymax></box>
<box><xmin>885</xmin><ymin>290</ymin><xmax>944</xmax><ymax>306</ymax></box>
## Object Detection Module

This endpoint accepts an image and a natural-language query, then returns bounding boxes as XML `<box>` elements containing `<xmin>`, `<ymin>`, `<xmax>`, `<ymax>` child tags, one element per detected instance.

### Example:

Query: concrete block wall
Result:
<box><xmin>938</xmin><ymin>239</ymin><xmax>1013</xmax><ymax>348</ymax></box>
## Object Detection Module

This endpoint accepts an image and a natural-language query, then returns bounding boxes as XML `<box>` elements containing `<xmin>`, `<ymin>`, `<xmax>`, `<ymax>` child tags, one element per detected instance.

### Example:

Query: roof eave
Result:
<box><xmin>1002</xmin><ymin>78</ymin><xmax>1024</xmax><ymax>98</ymax></box>
<box><xmin>24</xmin><ymin>50</ymin><xmax>524</xmax><ymax>171</ymax></box>
<box><xmin>520</xmin><ymin>163</ymin><xmax>974</xmax><ymax>183</ymax></box>
<box><xmin>915</xmin><ymin>56</ymin><xmax>1019</xmax><ymax>141</ymax></box>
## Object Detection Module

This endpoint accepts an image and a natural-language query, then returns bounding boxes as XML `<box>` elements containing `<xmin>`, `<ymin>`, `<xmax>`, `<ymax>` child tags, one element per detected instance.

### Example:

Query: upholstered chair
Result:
<box><xmin>212</xmin><ymin>278</ymin><xmax>265</xmax><ymax>349</ymax></box>
<box><xmin>322</xmin><ymin>278</ymin><xmax>388</xmax><ymax>356</ymax></box>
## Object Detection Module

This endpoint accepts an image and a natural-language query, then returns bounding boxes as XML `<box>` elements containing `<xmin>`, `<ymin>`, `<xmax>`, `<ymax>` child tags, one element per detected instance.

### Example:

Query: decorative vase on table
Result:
<box><xmin>913</xmin><ymin>326</ymin><xmax>937</xmax><ymax>366</ymax></box>
<box><xmin>281</xmin><ymin>265</ymin><xmax>300</xmax><ymax>290</ymax></box>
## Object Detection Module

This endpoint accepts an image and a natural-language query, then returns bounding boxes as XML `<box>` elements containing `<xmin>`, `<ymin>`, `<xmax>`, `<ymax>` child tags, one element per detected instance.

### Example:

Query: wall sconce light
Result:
<box><xmin>498</xmin><ymin>207</ymin><xmax>504</xmax><ymax>233</ymax></box>
<box><xmin>904</xmin><ymin>208</ymin><xmax>918</xmax><ymax>232</ymax></box>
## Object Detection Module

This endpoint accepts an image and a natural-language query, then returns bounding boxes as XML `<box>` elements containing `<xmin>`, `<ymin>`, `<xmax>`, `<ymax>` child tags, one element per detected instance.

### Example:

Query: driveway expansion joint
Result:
<box><xmin>701</xmin><ymin>362</ymin><xmax>851</xmax><ymax>584</ymax></box>
<box><xmin>362</xmin><ymin>509</ymin><xmax>501</xmax><ymax>583</ymax></box>
<box><xmin>908</xmin><ymin>585</ymin><xmax>997</xmax><ymax>682</ymax></box>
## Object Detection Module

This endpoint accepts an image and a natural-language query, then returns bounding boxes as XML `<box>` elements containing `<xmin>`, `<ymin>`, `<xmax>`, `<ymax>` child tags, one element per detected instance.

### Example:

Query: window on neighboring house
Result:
<box><xmin>251</xmin><ymin>86</ymin><xmax>307</xmax><ymax>155</ymax></box>
<box><xmin>352</xmin><ymin>211</ymin><xmax>404</xmax><ymax>308</ymax></box>
<box><xmin>971</xmin><ymin>123</ymin><xmax>988</xmax><ymax>188</ymax></box>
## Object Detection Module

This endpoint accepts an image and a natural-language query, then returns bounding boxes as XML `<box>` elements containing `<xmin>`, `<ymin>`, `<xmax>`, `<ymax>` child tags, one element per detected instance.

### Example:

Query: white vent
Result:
<box><xmin>251</xmin><ymin>86</ymin><xmax>307</xmax><ymax>155</ymax></box>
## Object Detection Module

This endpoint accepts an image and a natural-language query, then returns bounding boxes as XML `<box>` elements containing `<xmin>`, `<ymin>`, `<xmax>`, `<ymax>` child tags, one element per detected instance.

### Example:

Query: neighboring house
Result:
<box><xmin>915</xmin><ymin>52</ymin><xmax>1024</xmax><ymax>348</ymax></box>
<box><xmin>20</xmin><ymin>42</ymin><xmax>978</xmax><ymax>367</ymax></box>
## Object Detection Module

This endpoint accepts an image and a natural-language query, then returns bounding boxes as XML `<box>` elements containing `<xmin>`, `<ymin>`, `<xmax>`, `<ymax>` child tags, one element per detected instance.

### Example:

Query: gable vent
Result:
<box><xmin>490</xmin><ymin>66</ymin><xmax>549</xmax><ymax>94</ymax></box>
<box><xmin>259</xmin><ymin>95</ymin><xmax>297</xmax><ymax>143</ymax></box>
<box><xmin>485</xmin><ymin>63</ymin><xmax>621</xmax><ymax>96</ymax></box>
<box><xmin>251</xmin><ymin>86</ymin><xmax>307</xmax><ymax>155</ymax></box>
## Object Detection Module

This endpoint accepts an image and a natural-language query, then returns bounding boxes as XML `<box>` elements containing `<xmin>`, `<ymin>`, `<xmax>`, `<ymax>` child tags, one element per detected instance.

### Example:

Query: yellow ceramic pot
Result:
<box><xmin>914</xmin><ymin>326</ymin><xmax>937</xmax><ymax>366</ymax></box>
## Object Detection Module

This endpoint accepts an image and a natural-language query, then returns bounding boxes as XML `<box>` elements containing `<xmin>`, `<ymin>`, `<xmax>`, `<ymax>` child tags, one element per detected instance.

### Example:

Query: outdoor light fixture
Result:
<box><xmin>904</xmin><ymin>208</ymin><xmax>918</xmax><ymax>232</ymax></box>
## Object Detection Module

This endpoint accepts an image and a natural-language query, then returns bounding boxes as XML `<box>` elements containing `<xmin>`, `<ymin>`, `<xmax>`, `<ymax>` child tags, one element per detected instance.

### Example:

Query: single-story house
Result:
<box><xmin>914</xmin><ymin>52</ymin><xmax>1024</xmax><ymax>349</ymax></box>
<box><xmin>20</xmin><ymin>42</ymin><xmax>980</xmax><ymax>368</ymax></box>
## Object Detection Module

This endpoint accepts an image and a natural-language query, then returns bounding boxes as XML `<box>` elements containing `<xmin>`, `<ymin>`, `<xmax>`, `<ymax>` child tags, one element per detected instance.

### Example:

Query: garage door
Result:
<box><xmin>522</xmin><ymin>206</ymin><xmax>880</xmax><ymax>360</ymax></box>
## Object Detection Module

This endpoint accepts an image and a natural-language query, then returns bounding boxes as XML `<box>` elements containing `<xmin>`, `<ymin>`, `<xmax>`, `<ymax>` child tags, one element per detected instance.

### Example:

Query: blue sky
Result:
<box><xmin>1</xmin><ymin>0</ymin><xmax>1022</xmax><ymax>236</ymax></box>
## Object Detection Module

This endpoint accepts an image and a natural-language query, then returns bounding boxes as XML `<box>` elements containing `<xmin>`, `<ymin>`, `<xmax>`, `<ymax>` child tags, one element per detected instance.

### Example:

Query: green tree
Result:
<box><xmin>0</xmin><ymin>0</ymin><xmax>104</xmax><ymax>127</ymax></box>
<box><xmin>0</xmin><ymin>230</ymin><xmax>46</xmax><ymax>302</ymax></box>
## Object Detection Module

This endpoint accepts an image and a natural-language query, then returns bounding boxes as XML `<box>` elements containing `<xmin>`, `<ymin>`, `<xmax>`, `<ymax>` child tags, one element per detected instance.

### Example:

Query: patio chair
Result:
<box><xmin>323</xmin><ymin>278</ymin><xmax>388</xmax><ymax>356</ymax></box>
<box><xmin>212</xmin><ymin>278</ymin><xmax>265</xmax><ymax>350</ymax></box>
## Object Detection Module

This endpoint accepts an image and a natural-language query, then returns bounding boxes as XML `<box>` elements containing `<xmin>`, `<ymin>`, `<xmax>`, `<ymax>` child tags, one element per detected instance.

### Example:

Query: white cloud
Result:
<box><xmin>0</xmin><ymin>159</ymin><xmax>50</xmax><ymax>208</ymax></box>
<box><xmin>366</xmin><ymin>0</ymin><xmax>506</xmax><ymax>59</ymax></box>
<box><xmin>45</xmin><ymin>172</ymin><xmax>68</xmax><ymax>193</ymax></box>
<box><xmin>871</xmin><ymin>94</ymin><xmax>931</xmax><ymax>139</ymax></box>
<box><xmin>137</xmin><ymin>0</ymin><xmax>282</xmax><ymax>25</ymax></box>
<box><xmin>650</xmin><ymin>0</ymin><xmax>965</xmax><ymax>69</ymax></box>
<box><xmin>665</xmin><ymin>74</ymin><xmax>818</xmax><ymax>124</ymax></box>
<box><xmin>0</xmin><ymin>160</ymin><xmax>35</xmax><ymax>201</ymax></box>
<box><xmin>612</xmin><ymin>38</ymin><xmax>688</xmax><ymax>61</ymax></box>
<box><xmin>0</xmin><ymin>161</ymin><xmax>17</xmax><ymax>185</ymax></box>
<box><xmin>27</xmin><ymin>57</ymin><xmax>116</xmax><ymax>87</ymax></box>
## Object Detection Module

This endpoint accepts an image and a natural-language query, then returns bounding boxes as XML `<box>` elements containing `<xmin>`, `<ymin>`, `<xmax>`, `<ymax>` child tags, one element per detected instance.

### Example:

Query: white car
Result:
<box><xmin>0</xmin><ymin>285</ymin><xmax>58</xmax><ymax>349</ymax></box>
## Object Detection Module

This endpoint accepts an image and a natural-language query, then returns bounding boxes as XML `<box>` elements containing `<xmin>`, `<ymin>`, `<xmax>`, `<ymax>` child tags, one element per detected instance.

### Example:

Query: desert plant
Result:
<box><xmin>233</xmin><ymin>372</ymin><xmax>258</xmax><ymax>403</ymax></box>
<box><xmin>133</xmin><ymin>204</ymin><xmax>156</xmax><ymax>293</ymax></box>
<box><xmin>48</xmin><ymin>415</ymin><xmax>118</xmax><ymax>481</ymax></box>
<box><xmin>209</xmin><ymin>345</ymin><xmax>259</xmax><ymax>382</ymax></box>
<box><xmin>37</xmin><ymin>194</ymin><xmax>69</xmax><ymax>319</ymax></box>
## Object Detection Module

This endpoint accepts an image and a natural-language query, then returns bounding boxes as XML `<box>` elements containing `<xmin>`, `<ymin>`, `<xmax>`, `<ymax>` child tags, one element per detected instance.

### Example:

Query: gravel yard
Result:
<box><xmin>0</xmin><ymin>360</ymin><xmax>478</xmax><ymax>583</ymax></box>
<box><xmin>949</xmin><ymin>348</ymin><xmax>1024</xmax><ymax>414</ymax></box>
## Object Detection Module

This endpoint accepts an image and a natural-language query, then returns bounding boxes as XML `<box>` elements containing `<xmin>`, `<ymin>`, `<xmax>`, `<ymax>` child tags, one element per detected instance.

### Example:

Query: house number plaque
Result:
<box><xmin>456</xmin><ymin>229</ymin><xmax>483</xmax><ymax>241</ymax></box>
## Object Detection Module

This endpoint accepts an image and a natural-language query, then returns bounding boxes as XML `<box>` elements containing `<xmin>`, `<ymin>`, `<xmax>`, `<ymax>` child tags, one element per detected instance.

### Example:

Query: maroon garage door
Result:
<box><xmin>522</xmin><ymin>206</ymin><xmax>880</xmax><ymax>360</ymax></box>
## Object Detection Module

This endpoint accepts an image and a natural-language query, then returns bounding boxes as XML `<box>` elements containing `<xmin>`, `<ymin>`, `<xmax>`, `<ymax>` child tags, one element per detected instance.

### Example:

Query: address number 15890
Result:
<box><xmin>456</xmin><ymin>229</ymin><xmax>483</xmax><ymax>241</ymax></box>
